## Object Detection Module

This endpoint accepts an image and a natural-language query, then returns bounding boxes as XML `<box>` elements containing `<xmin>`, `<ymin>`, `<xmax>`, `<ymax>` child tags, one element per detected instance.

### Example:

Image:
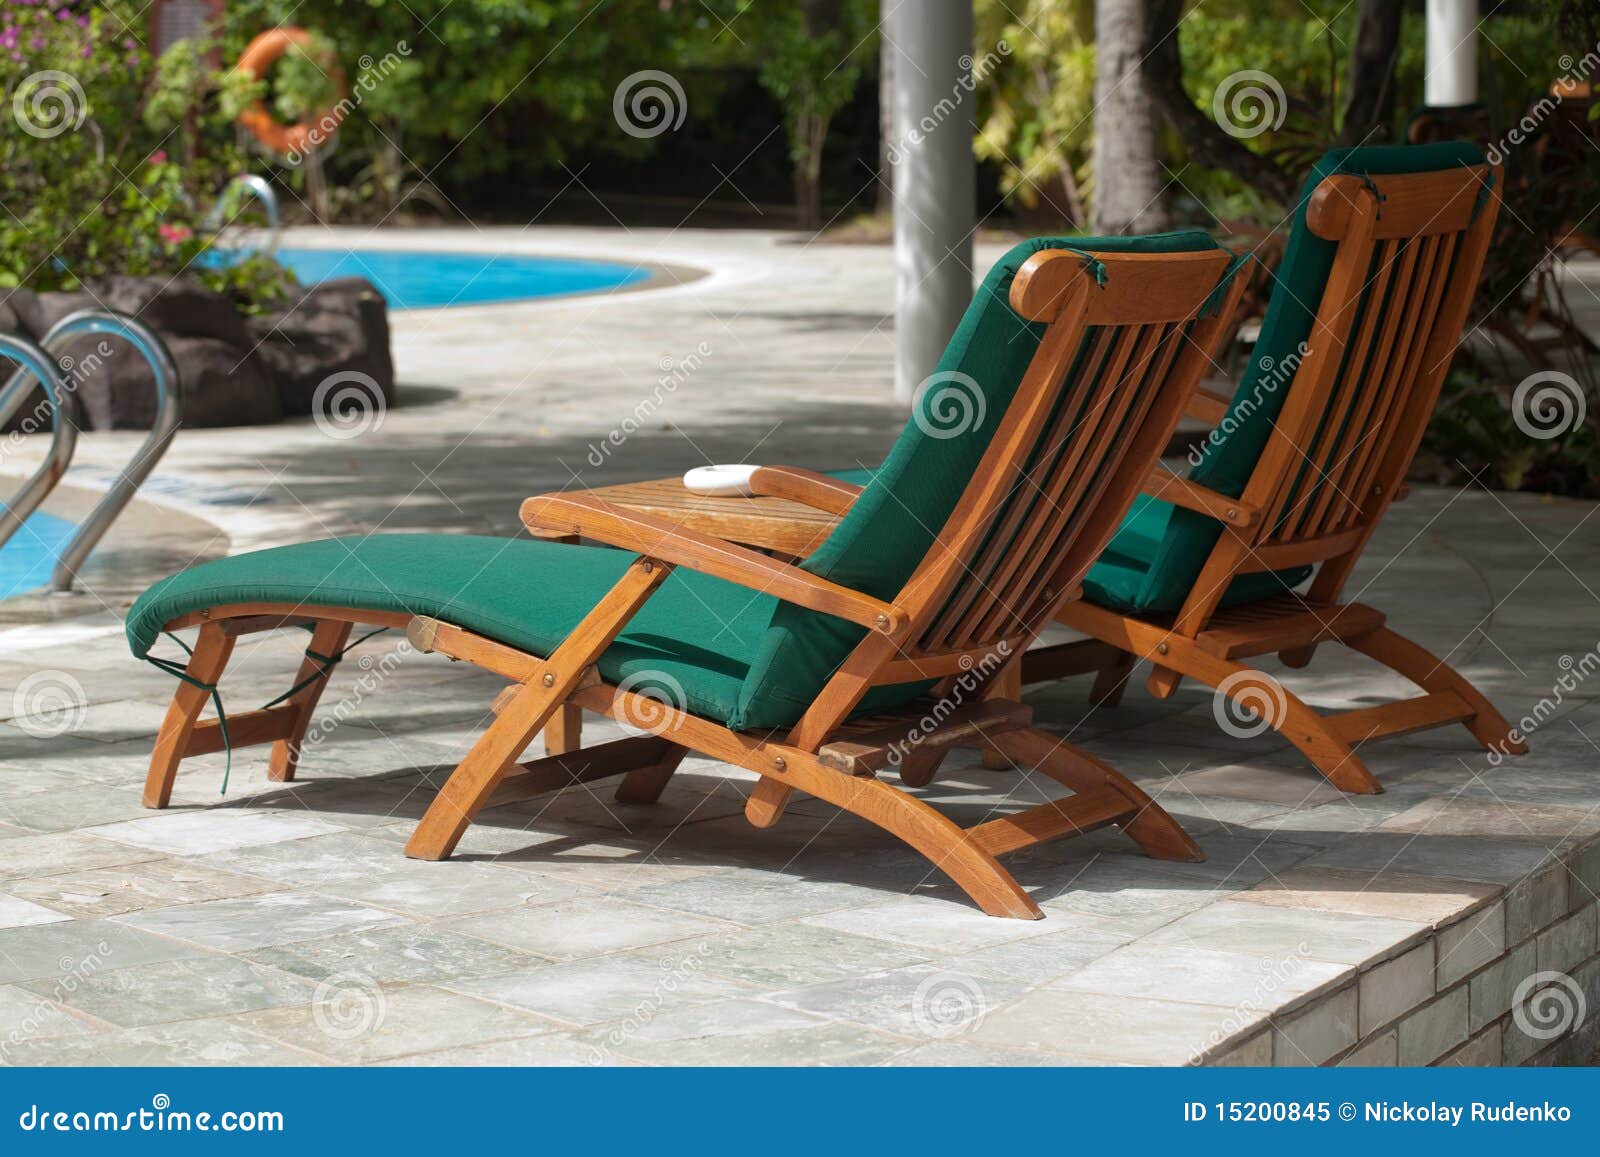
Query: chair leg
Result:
<box><xmin>897</xmin><ymin>747</ymin><xmax>948</xmax><ymax>788</ymax></box>
<box><xmin>545</xmin><ymin>704</ymin><xmax>583</xmax><ymax>757</ymax></box>
<box><xmin>980</xmin><ymin>663</ymin><xmax>1023</xmax><ymax>769</ymax></box>
<box><xmin>1349</xmin><ymin>626</ymin><xmax>1527</xmax><ymax>755</ymax></box>
<box><xmin>143</xmin><ymin>623</ymin><xmax>235</xmax><ymax>809</ymax></box>
<box><xmin>1089</xmin><ymin>649</ymin><xmax>1139</xmax><ymax>707</ymax></box>
<box><xmin>804</xmin><ymin>772</ymin><xmax>1042</xmax><ymax>919</ymax></box>
<box><xmin>1199</xmin><ymin>655</ymin><xmax>1384</xmax><ymax>795</ymax></box>
<box><xmin>406</xmin><ymin>678</ymin><xmax>577</xmax><ymax>860</ymax></box>
<box><xmin>744</xmin><ymin>778</ymin><xmax>793</xmax><ymax>828</ymax></box>
<box><xmin>613</xmin><ymin>747</ymin><xmax>687</xmax><ymax>804</ymax></box>
<box><xmin>991</xmin><ymin>728</ymin><xmax>1204</xmax><ymax>863</ymax></box>
<box><xmin>268</xmin><ymin>620</ymin><xmax>352</xmax><ymax>783</ymax></box>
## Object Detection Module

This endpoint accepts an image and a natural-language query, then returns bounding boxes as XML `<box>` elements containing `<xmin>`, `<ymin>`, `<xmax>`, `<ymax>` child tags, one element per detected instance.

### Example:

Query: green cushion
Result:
<box><xmin>1098</xmin><ymin>140</ymin><xmax>1485</xmax><ymax>616</ymax></box>
<box><xmin>125</xmin><ymin>535</ymin><xmax>777</xmax><ymax>726</ymax></box>
<box><xmin>730</xmin><ymin>230</ymin><xmax>1226</xmax><ymax>731</ymax></box>
<box><xmin>824</xmin><ymin>144</ymin><xmax>1487</xmax><ymax>621</ymax></box>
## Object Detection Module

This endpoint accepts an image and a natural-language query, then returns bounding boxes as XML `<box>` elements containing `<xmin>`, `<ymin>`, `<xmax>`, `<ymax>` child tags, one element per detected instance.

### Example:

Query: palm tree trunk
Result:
<box><xmin>1091</xmin><ymin>0</ymin><xmax>1169</xmax><ymax>233</ymax></box>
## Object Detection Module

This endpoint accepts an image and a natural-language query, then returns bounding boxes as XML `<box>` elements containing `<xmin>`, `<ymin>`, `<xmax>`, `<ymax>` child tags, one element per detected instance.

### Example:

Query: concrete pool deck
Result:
<box><xmin>0</xmin><ymin>226</ymin><xmax>1597</xmax><ymax>1066</ymax></box>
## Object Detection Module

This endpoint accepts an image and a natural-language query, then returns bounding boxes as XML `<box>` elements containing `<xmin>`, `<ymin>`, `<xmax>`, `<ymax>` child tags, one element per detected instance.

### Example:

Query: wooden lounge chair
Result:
<box><xmin>1027</xmin><ymin>143</ymin><xmax>1522</xmax><ymax>795</ymax></box>
<box><xmin>566</xmin><ymin>144</ymin><xmax>1524</xmax><ymax>797</ymax></box>
<box><xmin>127</xmin><ymin>233</ymin><xmax>1247</xmax><ymax>918</ymax></box>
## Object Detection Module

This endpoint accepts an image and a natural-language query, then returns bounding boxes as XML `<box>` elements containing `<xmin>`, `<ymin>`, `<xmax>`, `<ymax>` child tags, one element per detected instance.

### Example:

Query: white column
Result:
<box><xmin>1426</xmin><ymin>0</ymin><xmax>1479</xmax><ymax>107</ymax></box>
<box><xmin>888</xmin><ymin>0</ymin><xmax>975</xmax><ymax>403</ymax></box>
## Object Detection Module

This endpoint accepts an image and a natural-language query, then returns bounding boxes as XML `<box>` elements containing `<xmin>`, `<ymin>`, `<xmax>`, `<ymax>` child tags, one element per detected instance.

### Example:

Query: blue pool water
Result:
<box><xmin>0</xmin><ymin>510</ymin><xmax>76</xmax><ymax>598</ymax></box>
<box><xmin>272</xmin><ymin>248</ymin><xmax>651</xmax><ymax>310</ymax></box>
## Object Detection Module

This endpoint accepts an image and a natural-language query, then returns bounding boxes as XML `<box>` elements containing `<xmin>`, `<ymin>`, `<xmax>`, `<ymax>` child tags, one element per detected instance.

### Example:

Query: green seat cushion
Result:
<box><xmin>730</xmin><ymin>230</ymin><xmax>1228</xmax><ymax>731</ymax></box>
<box><xmin>1079</xmin><ymin>493</ymin><xmax>1307</xmax><ymax>615</ymax></box>
<box><xmin>126</xmin><ymin>535</ymin><xmax>777</xmax><ymax>726</ymax></box>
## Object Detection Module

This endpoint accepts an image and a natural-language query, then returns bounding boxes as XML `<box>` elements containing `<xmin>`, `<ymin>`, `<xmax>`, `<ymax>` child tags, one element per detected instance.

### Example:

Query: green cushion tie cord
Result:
<box><xmin>144</xmin><ymin>625</ymin><xmax>391</xmax><ymax>795</ymax></box>
<box><xmin>259</xmin><ymin>625</ymin><xmax>392</xmax><ymax>710</ymax></box>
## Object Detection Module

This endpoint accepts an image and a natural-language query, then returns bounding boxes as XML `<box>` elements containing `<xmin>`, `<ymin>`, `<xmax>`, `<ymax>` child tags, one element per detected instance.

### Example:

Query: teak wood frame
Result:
<box><xmin>1025</xmin><ymin>164</ymin><xmax>1523</xmax><ymax>794</ymax></box>
<box><xmin>140</xmin><ymin>247</ymin><xmax>1245</xmax><ymax>917</ymax></box>
<box><xmin>539</xmin><ymin>168</ymin><xmax>1527</xmax><ymax>798</ymax></box>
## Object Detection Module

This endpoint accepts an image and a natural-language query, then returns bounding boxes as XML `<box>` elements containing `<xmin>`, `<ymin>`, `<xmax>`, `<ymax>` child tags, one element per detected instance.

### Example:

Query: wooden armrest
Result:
<box><xmin>521</xmin><ymin>493</ymin><xmax>903</xmax><ymax>634</ymax></box>
<box><xmin>748</xmin><ymin>465</ymin><xmax>862</xmax><ymax>516</ymax></box>
<box><xmin>1142</xmin><ymin>465</ymin><xmax>1260</xmax><ymax>528</ymax></box>
<box><xmin>1187</xmin><ymin>385</ymin><xmax>1232</xmax><ymax>426</ymax></box>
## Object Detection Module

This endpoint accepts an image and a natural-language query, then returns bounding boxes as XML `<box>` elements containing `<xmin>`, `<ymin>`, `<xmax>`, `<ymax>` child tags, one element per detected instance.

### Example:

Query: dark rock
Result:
<box><xmin>247</xmin><ymin>277</ymin><xmax>395</xmax><ymax>416</ymax></box>
<box><xmin>82</xmin><ymin>275</ymin><xmax>257</xmax><ymax>349</ymax></box>
<box><xmin>2</xmin><ymin>274</ymin><xmax>391</xmax><ymax>431</ymax></box>
<box><xmin>65</xmin><ymin>334</ymin><xmax>281</xmax><ymax>430</ymax></box>
<box><xmin>3</xmin><ymin>288</ymin><xmax>99</xmax><ymax>340</ymax></box>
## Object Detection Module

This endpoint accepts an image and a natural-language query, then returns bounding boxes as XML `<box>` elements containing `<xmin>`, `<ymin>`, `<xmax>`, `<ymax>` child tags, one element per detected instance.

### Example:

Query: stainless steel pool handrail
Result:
<box><xmin>0</xmin><ymin>332</ymin><xmax>79</xmax><ymax>558</ymax></box>
<box><xmin>0</xmin><ymin>310</ymin><xmax>183</xmax><ymax>593</ymax></box>
<box><xmin>204</xmin><ymin>174</ymin><xmax>282</xmax><ymax>259</ymax></box>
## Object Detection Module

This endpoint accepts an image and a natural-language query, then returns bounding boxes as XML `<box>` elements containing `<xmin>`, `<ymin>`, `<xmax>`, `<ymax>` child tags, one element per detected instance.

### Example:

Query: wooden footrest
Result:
<box><xmin>1325</xmin><ymin>691</ymin><xmax>1474</xmax><ymax>745</ymax></box>
<box><xmin>818</xmin><ymin>699</ymin><xmax>1033</xmax><ymax>775</ymax></box>
<box><xmin>966</xmin><ymin>788</ymin><xmax>1134</xmax><ymax>856</ymax></box>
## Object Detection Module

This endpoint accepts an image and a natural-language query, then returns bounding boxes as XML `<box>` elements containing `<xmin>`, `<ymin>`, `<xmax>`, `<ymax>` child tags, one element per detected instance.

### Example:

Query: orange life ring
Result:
<box><xmin>234</xmin><ymin>28</ymin><xmax>346</xmax><ymax>157</ymax></box>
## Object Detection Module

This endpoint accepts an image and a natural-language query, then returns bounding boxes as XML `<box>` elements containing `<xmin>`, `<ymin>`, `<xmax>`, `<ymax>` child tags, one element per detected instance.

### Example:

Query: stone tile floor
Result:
<box><xmin>1</xmin><ymin>228</ymin><xmax>1598</xmax><ymax>1066</ymax></box>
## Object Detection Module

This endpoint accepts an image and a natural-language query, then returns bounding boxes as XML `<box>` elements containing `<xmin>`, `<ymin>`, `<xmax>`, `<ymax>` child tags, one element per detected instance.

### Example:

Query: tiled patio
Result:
<box><xmin>2</xmin><ymin>228</ymin><xmax>1598</xmax><ymax>1066</ymax></box>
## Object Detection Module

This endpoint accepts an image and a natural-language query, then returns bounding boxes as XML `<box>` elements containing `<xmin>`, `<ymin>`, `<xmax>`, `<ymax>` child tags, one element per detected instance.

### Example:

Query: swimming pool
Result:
<box><xmin>0</xmin><ymin>511</ymin><xmax>77</xmax><ymax>598</ymax></box>
<box><xmin>272</xmin><ymin>248</ymin><xmax>651</xmax><ymax>310</ymax></box>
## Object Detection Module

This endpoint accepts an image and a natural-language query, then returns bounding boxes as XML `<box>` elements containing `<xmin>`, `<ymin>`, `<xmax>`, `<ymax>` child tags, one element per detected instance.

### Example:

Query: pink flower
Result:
<box><xmin>158</xmin><ymin>223</ymin><xmax>192</xmax><ymax>246</ymax></box>
<box><xmin>149</xmin><ymin>150</ymin><xmax>167</xmax><ymax>165</ymax></box>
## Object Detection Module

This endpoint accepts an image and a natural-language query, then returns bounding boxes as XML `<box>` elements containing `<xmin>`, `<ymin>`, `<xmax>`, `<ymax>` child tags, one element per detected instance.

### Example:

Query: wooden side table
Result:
<box><xmin>527</xmin><ymin>476</ymin><xmax>840</xmax><ymax>558</ymax></box>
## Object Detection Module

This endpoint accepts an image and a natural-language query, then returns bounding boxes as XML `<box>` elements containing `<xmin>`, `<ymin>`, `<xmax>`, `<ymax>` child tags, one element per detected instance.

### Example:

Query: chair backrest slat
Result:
<box><xmin>1250</xmin><ymin>163</ymin><xmax>1498</xmax><ymax>556</ymax></box>
<box><xmin>781</xmin><ymin>246</ymin><xmax>1246</xmax><ymax>748</ymax></box>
